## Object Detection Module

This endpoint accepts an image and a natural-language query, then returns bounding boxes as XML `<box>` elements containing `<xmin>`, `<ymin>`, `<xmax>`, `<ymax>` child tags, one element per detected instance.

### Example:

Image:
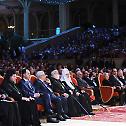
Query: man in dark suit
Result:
<box><xmin>34</xmin><ymin>70</ymin><xmax>70</xmax><ymax>120</ymax></box>
<box><xmin>109</xmin><ymin>68</ymin><xmax>125</xmax><ymax>87</ymax></box>
<box><xmin>76</xmin><ymin>71</ymin><xmax>90</xmax><ymax>88</ymax></box>
<box><xmin>109</xmin><ymin>68</ymin><xmax>126</xmax><ymax>105</ymax></box>
<box><xmin>2</xmin><ymin>69</ymin><xmax>41</xmax><ymax>126</ymax></box>
<box><xmin>20</xmin><ymin>69</ymin><xmax>59</xmax><ymax>123</ymax></box>
<box><xmin>78</xmin><ymin>71</ymin><xmax>101</xmax><ymax>104</ymax></box>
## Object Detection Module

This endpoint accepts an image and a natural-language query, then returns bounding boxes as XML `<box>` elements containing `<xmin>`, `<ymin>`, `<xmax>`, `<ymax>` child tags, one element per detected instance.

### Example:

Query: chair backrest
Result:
<box><xmin>30</xmin><ymin>75</ymin><xmax>37</xmax><ymax>84</ymax></box>
<box><xmin>0</xmin><ymin>76</ymin><xmax>4</xmax><ymax>86</ymax></box>
<box><xmin>98</xmin><ymin>73</ymin><xmax>104</xmax><ymax>87</ymax></box>
<box><xmin>72</xmin><ymin>73</ymin><xmax>77</xmax><ymax>79</ymax></box>
<box><xmin>16</xmin><ymin>76</ymin><xmax>22</xmax><ymax>84</ymax></box>
<box><xmin>70</xmin><ymin>76</ymin><xmax>78</xmax><ymax>86</ymax></box>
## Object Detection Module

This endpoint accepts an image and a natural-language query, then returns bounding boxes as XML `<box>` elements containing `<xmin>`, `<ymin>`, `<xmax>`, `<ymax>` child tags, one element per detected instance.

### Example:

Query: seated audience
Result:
<box><xmin>60</xmin><ymin>68</ymin><xmax>95</xmax><ymax>116</ymax></box>
<box><xmin>2</xmin><ymin>69</ymin><xmax>41</xmax><ymax>126</ymax></box>
<box><xmin>82</xmin><ymin>71</ymin><xmax>101</xmax><ymax>104</ymax></box>
<box><xmin>34</xmin><ymin>71</ymin><xmax>69</xmax><ymax>121</ymax></box>
<box><xmin>51</xmin><ymin>69</ymin><xmax>80</xmax><ymax>117</ymax></box>
<box><xmin>109</xmin><ymin>68</ymin><xmax>126</xmax><ymax>105</ymax></box>
<box><xmin>20</xmin><ymin>69</ymin><xmax>59</xmax><ymax>123</ymax></box>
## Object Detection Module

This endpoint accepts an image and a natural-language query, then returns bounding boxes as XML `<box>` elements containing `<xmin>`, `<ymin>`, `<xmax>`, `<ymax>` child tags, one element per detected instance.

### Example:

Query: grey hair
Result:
<box><xmin>36</xmin><ymin>71</ymin><xmax>45</xmax><ymax>78</ymax></box>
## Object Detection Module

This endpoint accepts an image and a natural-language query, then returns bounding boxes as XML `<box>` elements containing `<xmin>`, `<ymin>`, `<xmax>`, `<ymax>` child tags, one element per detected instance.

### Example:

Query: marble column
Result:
<box><xmin>59</xmin><ymin>4</ymin><xmax>70</xmax><ymax>32</ymax></box>
<box><xmin>24</xmin><ymin>5</ymin><xmax>29</xmax><ymax>40</ymax></box>
<box><xmin>19</xmin><ymin>0</ymin><xmax>31</xmax><ymax>40</ymax></box>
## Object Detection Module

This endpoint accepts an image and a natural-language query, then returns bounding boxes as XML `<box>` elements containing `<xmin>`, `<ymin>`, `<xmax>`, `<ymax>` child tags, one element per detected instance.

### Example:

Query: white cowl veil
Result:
<box><xmin>60</xmin><ymin>68</ymin><xmax>75</xmax><ymax>90</ymax></box>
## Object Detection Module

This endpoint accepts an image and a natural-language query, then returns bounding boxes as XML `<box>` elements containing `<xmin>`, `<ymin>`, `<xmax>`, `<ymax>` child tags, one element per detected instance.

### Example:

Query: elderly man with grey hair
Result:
<box><xmin>34</xmin><ymin>70</ymin><xmax>70</xmax><ymax>122</ymax></box>
<box><xmin>20</xmin><ymin>69</ymin><xmax>58</xmax><ymax>123</ymax></box>
<box><xmin>50</xmin><ymin>69</ymin><xmax>82</xmax><ymax>117</ymax></box>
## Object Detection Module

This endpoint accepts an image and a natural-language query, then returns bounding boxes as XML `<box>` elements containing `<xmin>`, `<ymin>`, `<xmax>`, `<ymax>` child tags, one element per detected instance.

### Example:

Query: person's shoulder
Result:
<box><xmin>35</xmin><ymin>79</ymin><xmax>43</xmax><ymax>85</ymax></box>
<box><xmin>20</xmin><ymin>79</ymin><xmax>26</xmax><ymax>85</ymax></box>
<box><xmin>61</xmin><ymin>81</ymin><xmax>66</xmax><ymax>85</ymax></box>
<box><xmin>51</xmin><ymin>78</ymin><xmax>58</xmax><ymax>83</ymax></box>
<box><xmin>109</xmin><ymin>75</ymin><xmax>114</xmax><ymax>79</ymax></box>
<box><xmin>20</xmin><ymin>79</ymin><xmax>25</xmax><ymax>83</ymax></box>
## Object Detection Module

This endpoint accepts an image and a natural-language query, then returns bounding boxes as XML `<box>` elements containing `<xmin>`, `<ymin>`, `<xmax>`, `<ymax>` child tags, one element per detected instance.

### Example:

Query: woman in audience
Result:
<box><xmin>2</xmin><ymin>69</ymin><xmax>41</xmax><ymax>126</ymax></box>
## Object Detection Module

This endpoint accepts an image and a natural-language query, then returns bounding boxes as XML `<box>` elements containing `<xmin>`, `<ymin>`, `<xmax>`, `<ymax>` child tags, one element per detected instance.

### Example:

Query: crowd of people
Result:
<box><xmin>29</xmin><ymin>27</ymin><xmax>126</xmax><ymax>60</ymax></box>
<box><xmin>0</xmin><ymin>26</ymin><xmax>126</xmax><ymax>126</ymax></box>
<box><xmin>0</xmin><ymin>58</ymin><xmax>126</xmax><ymax>125</ymax></box>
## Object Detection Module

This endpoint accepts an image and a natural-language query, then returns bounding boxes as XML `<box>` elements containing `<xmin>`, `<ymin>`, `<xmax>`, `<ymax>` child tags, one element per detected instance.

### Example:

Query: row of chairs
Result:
<box><xmin>0</xmin><ymin>73</ymin><xmax>119</xmax><ymax>111</ymax></box>
<box><xmin>0</xmin><ymin>74</ymin><xmax>96</xmax><ymax>111</ymax></box>
<box><xmin>0</xmin><ymin>75</ymin><xmax>45</xmax><ymax>112</ymax></box>
<box><xmin>71</xmin><ymin>73</ymin><xmax>119</xmax><ymax>104</ymax></box>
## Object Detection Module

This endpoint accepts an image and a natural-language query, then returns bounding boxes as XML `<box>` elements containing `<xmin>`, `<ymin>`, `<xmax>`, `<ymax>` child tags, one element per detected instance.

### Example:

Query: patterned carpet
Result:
<box><xmin>72</xmin><ymin>106</ymin><xmax>126</xmax><ymax>122</ymax></box>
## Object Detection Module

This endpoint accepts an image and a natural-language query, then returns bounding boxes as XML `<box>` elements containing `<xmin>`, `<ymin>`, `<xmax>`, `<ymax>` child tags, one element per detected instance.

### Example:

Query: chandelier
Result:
<box><xmin>39</xmin><ymin>0</ymin><xmax>76</xmax><ymax>4</ymax></box>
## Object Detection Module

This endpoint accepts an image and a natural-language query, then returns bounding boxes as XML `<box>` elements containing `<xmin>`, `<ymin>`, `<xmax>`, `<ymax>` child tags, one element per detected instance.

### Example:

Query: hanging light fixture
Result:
<box><xmin>38</xmin><ymin>0</ymin><xmax>76</xmax><ymax>5</ymax></box>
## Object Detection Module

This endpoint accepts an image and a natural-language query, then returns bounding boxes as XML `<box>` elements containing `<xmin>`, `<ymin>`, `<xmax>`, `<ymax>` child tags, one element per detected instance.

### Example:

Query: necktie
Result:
<box><xmin>27</xmin><ymin>81</ymin><xmax>35</xmax><ymax>93</ymax></box>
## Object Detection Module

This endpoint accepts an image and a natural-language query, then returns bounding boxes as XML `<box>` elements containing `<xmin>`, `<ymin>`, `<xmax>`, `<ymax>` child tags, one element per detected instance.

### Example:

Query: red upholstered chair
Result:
<box><xmin>16</xmin><ymin>75</ymin><xmax>22</xmax><ymax>84</ymax></box>
<box><xmin>30</xmin><ymin>75</ymin><xmax>45</xmax><ymax>112</ymax></box>
<box><xmin>98</xmin><ymin>73</ymin><xmax>119</xmax><ymax>103</ymax></box>
<box><xmin>70</xmin><ymin>75</ymin><xmax>95</xmax><ymax>101</ymax></box>
<box><xmin>0</xmin><ymin>76</ymin><xmax>4</xmax><ymax>86</ymax></box>
<box><xmin>37</xmin><ymin>104</ymin><xmax>45</xmax><ymax>112</ymax></box>
<box><xmin>71</xmin><ymin>76</ymin><xmax>78</xmax><ymax>86</ymax></box>
<box><xmin>30</xmin><ymin>75</ymin><xmax>37</xmax><ymax>84</ymax></box>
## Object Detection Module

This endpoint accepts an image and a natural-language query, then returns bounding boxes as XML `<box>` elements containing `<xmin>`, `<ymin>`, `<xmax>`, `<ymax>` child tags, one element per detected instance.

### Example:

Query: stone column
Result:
<box><xmin>48</xmin><ymin>9</ymin><xmax>54</xmax><ymax>36</ymax></box>
<box><xmin>59</xmin><ymin>4</ymin><xmax>70</xmax><ymax>32</ymax></box>
<box><xmin>19</xmin><ymin>0</ymin><xmax>31</xmax><ymax>40</ymax></box>
<box><xmin>112</xmin><ymin>0</ymin><xmax>119</xmax><ymax>26</ymax></box>
<box><xmin>14</xmin><ymin>14</ymin><xmax>20</xmax><ymax>33</ymax></box>
<box><xmin>24</xmin><ymin>5</ymin><xmax>29</xmax><ymax>40</ymax></box>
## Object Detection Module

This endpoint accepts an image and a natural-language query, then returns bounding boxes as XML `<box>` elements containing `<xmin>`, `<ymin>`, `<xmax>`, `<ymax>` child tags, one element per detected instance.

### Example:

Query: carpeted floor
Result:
<box><xmin>72</xmin><ymin>106</ymin><xmax>126</xmax><ymax>122</ymax></box>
